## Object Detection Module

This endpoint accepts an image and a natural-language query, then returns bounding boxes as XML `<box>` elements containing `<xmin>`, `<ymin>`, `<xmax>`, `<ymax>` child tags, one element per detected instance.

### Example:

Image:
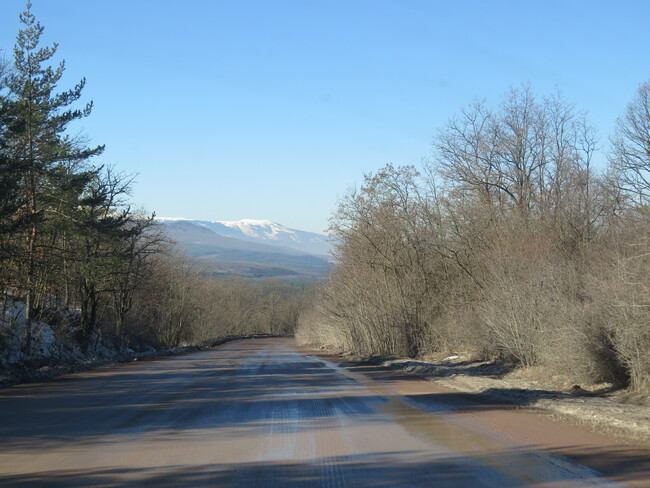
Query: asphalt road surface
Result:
<box><xmin>0</xmin><ymin>338</ymin><xmax>648</xmax><ymax>487</ymax></box>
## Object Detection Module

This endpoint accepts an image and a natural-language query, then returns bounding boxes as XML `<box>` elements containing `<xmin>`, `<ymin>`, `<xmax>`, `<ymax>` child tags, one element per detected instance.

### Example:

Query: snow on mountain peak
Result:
<box><xmin>215</xmin><ymin>219</ymin><xmax>295</xmax><ymax>240</ymax></box>
<box><xmin>156</xmin><ymin>217</ymin><xmax>332</xmax><ymax>256</ymax></box>
<box><xmin>155</xmin><ymin>216</ymin><xmax>194</xmax><ymax>222</ymax></box>
<box><xmin>220</xmin><ymin>219</ymin><xmax>276</xmax><ymax>229</ymax></box>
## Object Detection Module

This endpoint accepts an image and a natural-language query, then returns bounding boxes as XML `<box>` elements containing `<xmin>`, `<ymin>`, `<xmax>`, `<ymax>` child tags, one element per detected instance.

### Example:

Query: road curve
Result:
<box><xmin>0</xmin><ymin>338</ymin><xmax>648</xmax><ymax>487</ymax></box>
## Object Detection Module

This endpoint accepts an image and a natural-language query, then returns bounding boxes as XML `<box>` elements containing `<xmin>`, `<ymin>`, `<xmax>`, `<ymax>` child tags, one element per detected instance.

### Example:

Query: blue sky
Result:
<box><xmin>1</xmin><ymin>1</ymin><xmax>649</xmax><ymax>234</ymax></box>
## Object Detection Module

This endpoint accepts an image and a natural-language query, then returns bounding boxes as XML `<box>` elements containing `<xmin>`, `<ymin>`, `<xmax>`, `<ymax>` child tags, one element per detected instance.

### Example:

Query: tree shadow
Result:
<box><xmin>0</xmin><ymin>347</ymin><xmax>389</xmax><ymax>449</ymax></box>
<box><xmin>2</xmin><ymin>340</ymin><xmax>648</xmax><ymax>487</ymax></box>
<box><xmin>3</xmin><ymin>446</ymin><xmax>645</xmax><ymax>488</ymax></box>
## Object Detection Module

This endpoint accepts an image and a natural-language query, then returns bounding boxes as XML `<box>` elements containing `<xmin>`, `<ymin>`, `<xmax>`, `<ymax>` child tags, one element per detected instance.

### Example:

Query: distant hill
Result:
<box><xmin>157</xmin><ymin>219</ymin><xmax>334</xmax><ymax>280</ymax></box>
<box><xmin>157</xmin><ymin>218</ymin><xmax>332</xmax><ymax>256</ymax></box>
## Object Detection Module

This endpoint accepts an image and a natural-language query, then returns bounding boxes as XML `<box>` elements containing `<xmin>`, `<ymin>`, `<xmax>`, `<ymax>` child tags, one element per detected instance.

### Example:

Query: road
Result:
<box><xmin>0</xmin><ymin>338</ymin><xmax>648</xmax><ymax>487</ymax></box>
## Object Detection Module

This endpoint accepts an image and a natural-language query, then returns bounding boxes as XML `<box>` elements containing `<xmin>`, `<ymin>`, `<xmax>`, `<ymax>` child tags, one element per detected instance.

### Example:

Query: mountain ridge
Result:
<box><xmin>156</xmin><ymin>218</ymin><xmax>334</xmax><ymax>280</ymax></box>
<box><xmin>157</xmin><ymin>217</ymin><xmax>332</xmax><ymax>257</ymax></box>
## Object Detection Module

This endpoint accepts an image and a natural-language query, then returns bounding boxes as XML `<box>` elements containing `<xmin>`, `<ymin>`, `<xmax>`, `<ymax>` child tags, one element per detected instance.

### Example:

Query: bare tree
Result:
<box><xmin>610</xmin><ymin>81</ymin><xmax>650</xmax><ymax>204</ymax></box>
<box><xmin>433</xmin><ymin>86</ymin><xmax>602</xmax><ymax>242</ymax></box>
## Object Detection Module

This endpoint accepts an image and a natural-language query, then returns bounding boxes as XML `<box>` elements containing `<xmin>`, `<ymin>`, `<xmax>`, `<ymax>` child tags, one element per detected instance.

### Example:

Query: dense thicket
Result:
<box><xmin>127</xmin><ymin>259</ymin><xmax>311</xmax><ymax>349</ymax></box>
<box><xmin>0</xmin><ymin>4</ymin><xmax>306</xmax><ymax>361</ymax></box>
<box><xmin>298</xmin><ymin>84</ymin><xmax>650</xmax><ymax>391</ymax></box>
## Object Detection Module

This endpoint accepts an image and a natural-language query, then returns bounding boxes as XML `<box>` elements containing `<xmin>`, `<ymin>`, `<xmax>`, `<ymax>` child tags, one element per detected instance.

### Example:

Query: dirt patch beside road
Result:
<box><xmin>368</xmin><ymin>355</ymin><xmax>650</xmax><ymax>446</ymax></box>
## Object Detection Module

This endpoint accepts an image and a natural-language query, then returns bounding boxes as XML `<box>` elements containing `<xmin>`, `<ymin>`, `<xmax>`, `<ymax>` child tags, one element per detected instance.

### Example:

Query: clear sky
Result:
<box><xmin>1</xmin><ymin>1</ymin><xmax>649</xmax><ymax>234</ymax></box>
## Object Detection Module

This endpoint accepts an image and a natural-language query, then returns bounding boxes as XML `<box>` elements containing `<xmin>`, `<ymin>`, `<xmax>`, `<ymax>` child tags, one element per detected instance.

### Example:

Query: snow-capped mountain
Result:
<box><xmin>158</xmin><ymin>218</ymin><xmax>332</xmax><ymax>257</ymax></box>
<box><xmin>156</xmin><ymin>218</ymin><xmax>334</xmax><ymax>280</ymax></box>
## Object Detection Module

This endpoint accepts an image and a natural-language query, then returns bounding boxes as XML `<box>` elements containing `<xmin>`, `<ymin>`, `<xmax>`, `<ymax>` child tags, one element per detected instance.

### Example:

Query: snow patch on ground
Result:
<box><xmin>0</xmin><ymin>299</ymin><xmax>143</xmax><ymax>387</ymax></box>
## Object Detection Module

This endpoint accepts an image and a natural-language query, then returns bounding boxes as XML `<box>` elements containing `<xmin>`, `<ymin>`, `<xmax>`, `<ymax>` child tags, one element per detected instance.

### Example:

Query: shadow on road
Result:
<box><xmin>1</xmin><ymin>339</ymin><xmax>649</xmax><ymax>487</ymax></box>
<box><xmin>3</xmin><ymin>446</ymin><xmax>648</xmax><ymax>488</ymax></box>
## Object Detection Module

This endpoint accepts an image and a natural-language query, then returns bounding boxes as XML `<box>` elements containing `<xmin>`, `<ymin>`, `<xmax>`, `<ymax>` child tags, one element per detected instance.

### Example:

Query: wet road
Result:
<box><xmin>0</xmin><ymin>338</ymin><xmax>648</xmax><ymax>487</ymax></box>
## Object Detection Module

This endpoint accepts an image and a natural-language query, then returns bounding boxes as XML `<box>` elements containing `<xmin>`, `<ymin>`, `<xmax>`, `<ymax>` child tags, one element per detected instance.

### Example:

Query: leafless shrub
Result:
<box><xmin>295</xmin><ymin>297</ymin><xmax>350</xmax><ymax>352</ymax></box>
<box><xmin>589</xmin><ymin>220</ymin><xmax>650</xmax><ymax>390</ymax></box>
<box><xmin>475</xmin><ymin>230</ymin><xmax>555</xmax><ymax>366</ymax></box>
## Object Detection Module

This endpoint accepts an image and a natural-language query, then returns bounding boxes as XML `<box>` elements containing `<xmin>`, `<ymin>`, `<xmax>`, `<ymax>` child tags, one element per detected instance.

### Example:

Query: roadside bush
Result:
<box><xmin>295</xmin><ymin>298</ymin><xmax>350</xmax><ymax>352</ymax></box>
<box><xmin>589</xmin><ymin>223</ymin><xmax>650</xmax><ymax>390</ymax></box>
<box><xmin>475</xmin><ymin>231</ymin><xmax>562</xmax><ymax>367</ymax></box>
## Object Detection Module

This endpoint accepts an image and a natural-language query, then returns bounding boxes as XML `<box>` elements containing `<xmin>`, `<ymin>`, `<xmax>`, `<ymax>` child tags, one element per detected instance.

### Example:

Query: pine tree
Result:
<box><xmin>0</xmin><ymin>49</ymin><xmax>22</xmax><ymax>258</ymax></box>
<box><xmin>4</xmin><ymin>2</ymin><xmax>104</xmax><ymax>354</ymax></box>
<box><xmin>70</xmin><ymin>169</ymin><xmax>145</xmax><ymax>344</ymax></box>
